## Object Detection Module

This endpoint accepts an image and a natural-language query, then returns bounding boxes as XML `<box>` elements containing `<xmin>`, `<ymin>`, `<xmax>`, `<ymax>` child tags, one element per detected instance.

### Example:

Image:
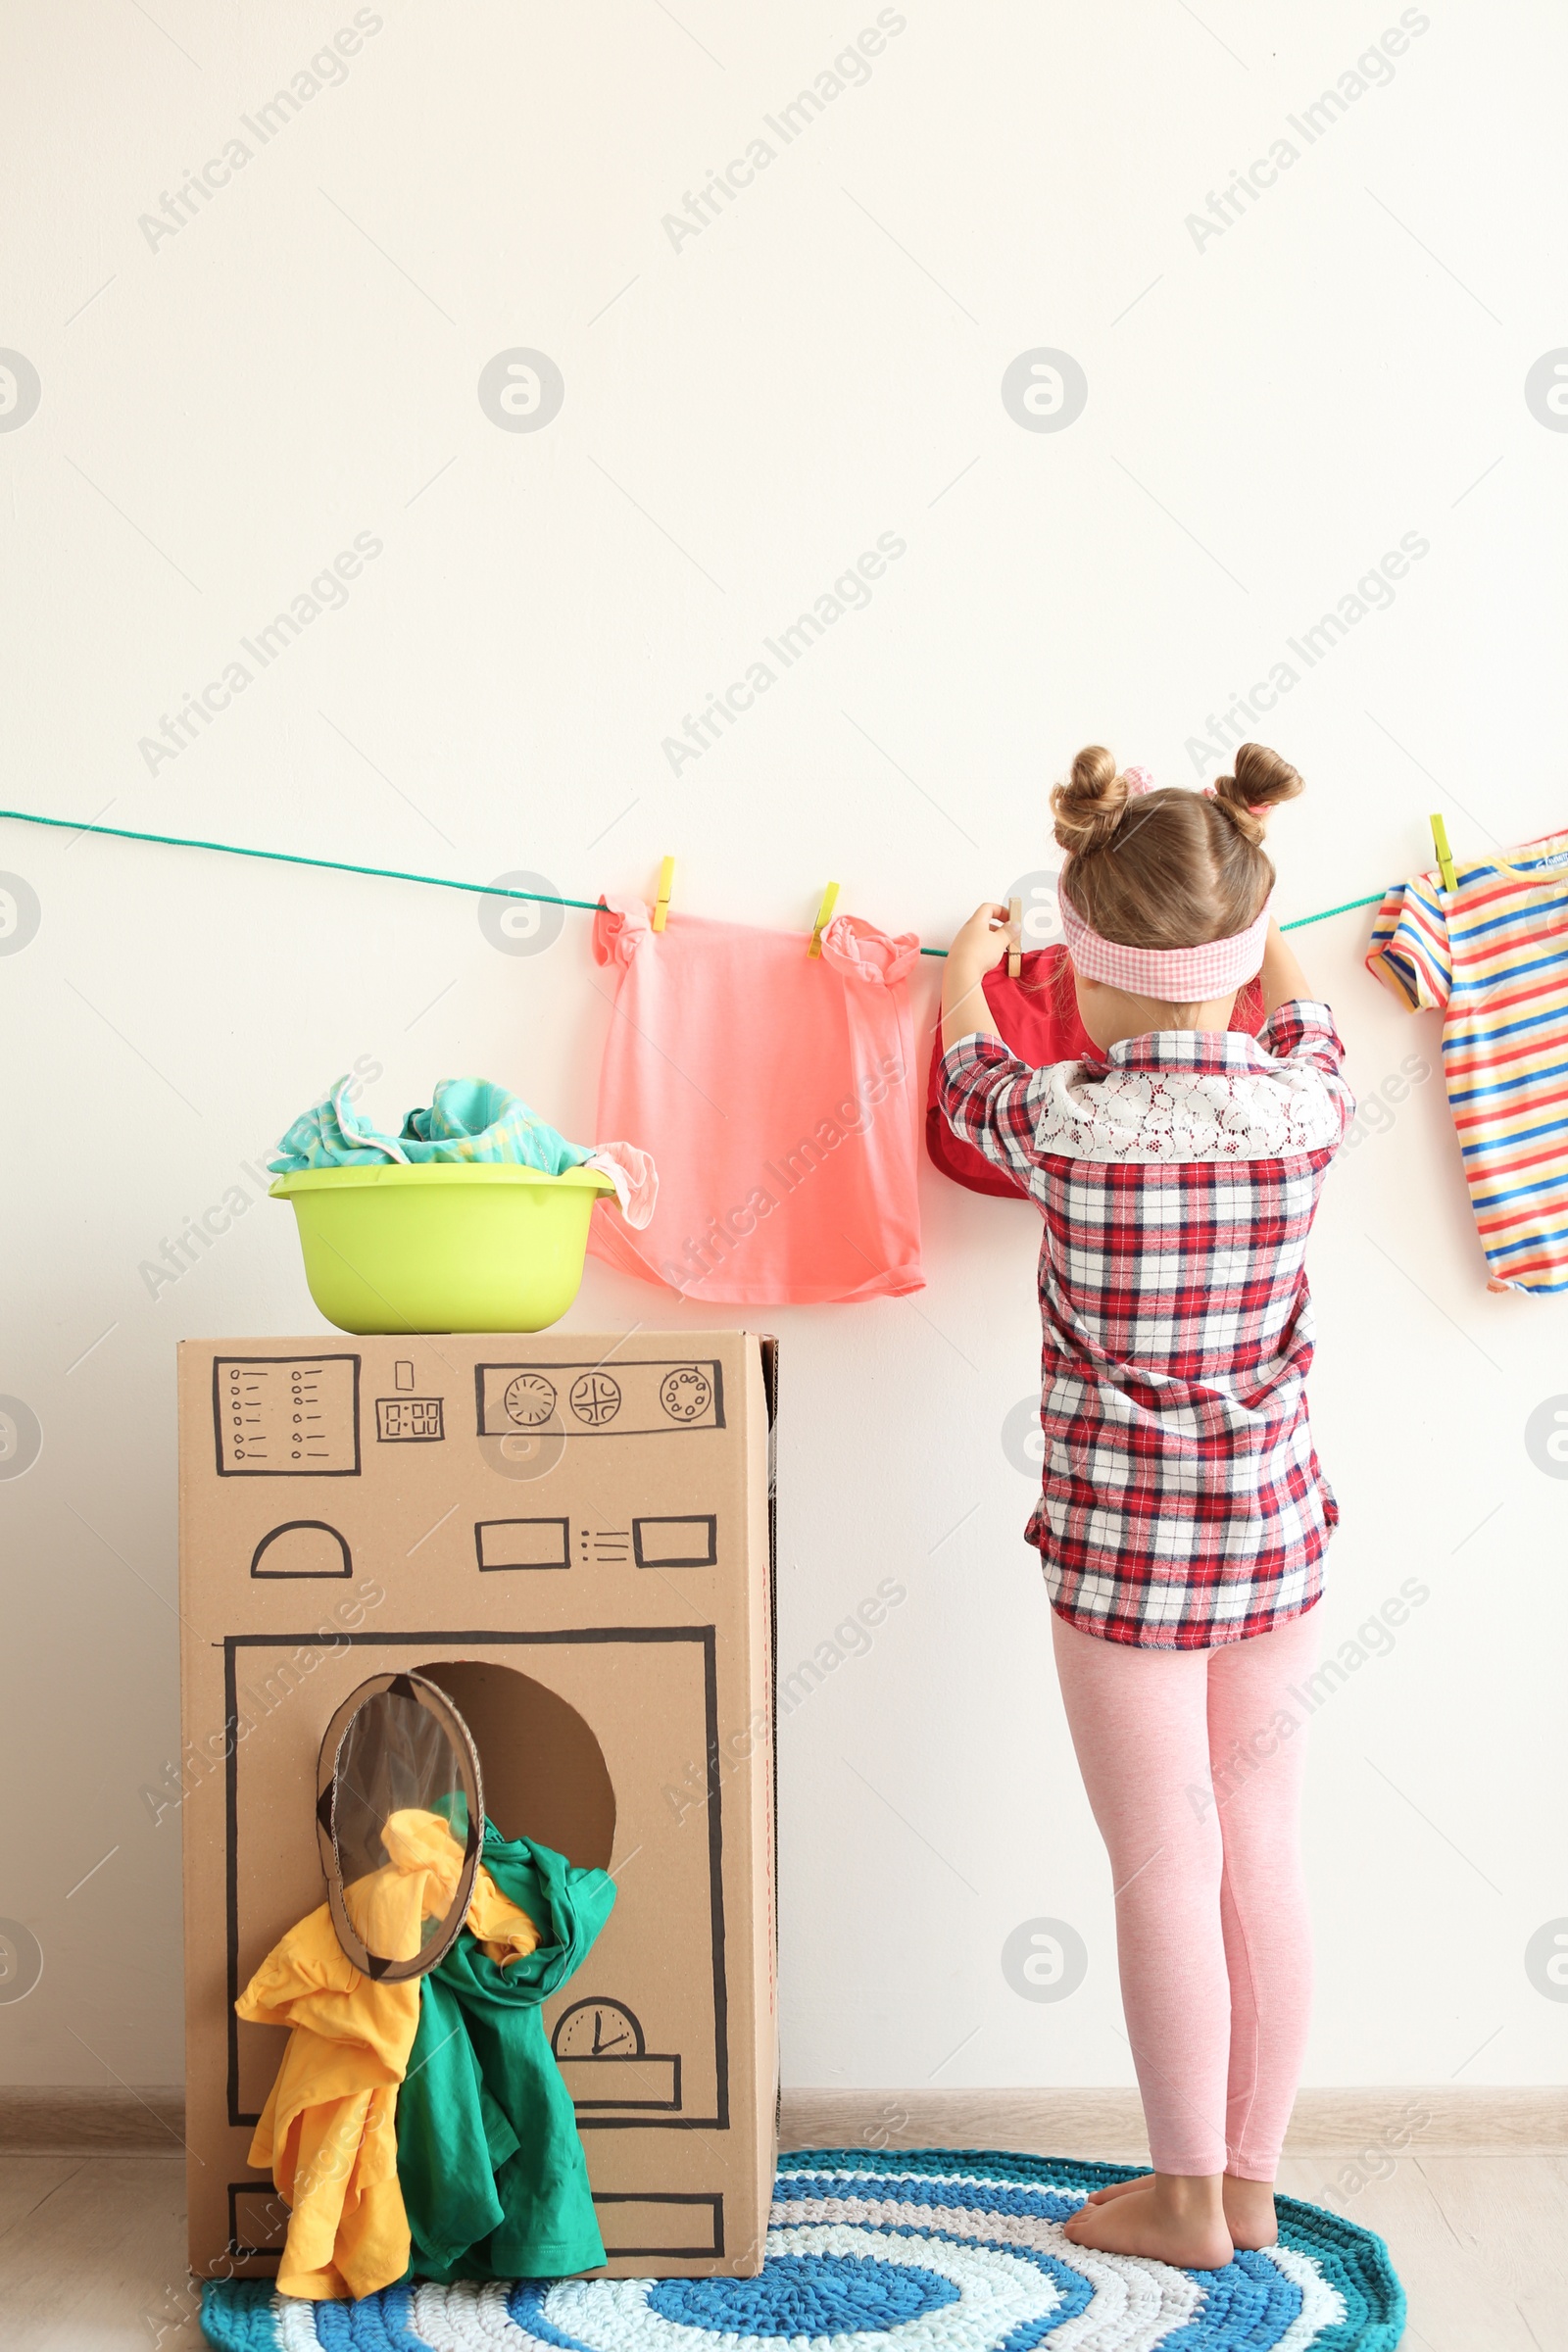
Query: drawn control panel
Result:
<box><xmin>214</xmin><ymin>1357</ymin><xmax>361</xmax><ymax>1476</ymax></box>
<box><xmin>476</xmin><ymin>1358</ymin><xmax>723</xmax><ymax>1439</ymax></box>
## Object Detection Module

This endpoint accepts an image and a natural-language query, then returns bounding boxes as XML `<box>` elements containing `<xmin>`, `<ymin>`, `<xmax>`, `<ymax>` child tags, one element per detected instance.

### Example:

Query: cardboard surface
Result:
<box><xmin>178</xmin><ymin>1334</ymin><xmax>777</xmax><ymax>2280</ymax></box>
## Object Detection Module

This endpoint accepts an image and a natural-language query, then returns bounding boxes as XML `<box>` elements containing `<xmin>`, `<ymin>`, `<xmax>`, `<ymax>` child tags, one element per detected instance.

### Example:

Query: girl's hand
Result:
<box><xmin>940</xmin><ymin>904</ymin><xmax>1013</xmax><ymax>1055</ymax></box>
<box><xmin>950</xmin><ymin>902</ymin><xmax>1014</xmax><ymax>975</ymax></box>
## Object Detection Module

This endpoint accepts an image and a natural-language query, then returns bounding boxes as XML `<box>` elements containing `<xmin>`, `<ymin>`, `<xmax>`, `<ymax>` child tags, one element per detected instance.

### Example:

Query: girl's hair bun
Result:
<box><xmin>1211</xmin><ymin>743</ymin><xmax>1303</xmax><ymax>844</ymax></box>
<box><xmin>1051</xmin><ymin>745</ymin><xmax>1131</xmax><ymax>856</ymax></box>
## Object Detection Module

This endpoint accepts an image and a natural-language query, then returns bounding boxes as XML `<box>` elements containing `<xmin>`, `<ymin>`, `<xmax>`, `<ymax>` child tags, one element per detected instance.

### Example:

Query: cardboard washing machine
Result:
<box><xmin>177</xmin><ymin>1332</ymin><xmax>777</xmax><ymax>2279</ymax></box>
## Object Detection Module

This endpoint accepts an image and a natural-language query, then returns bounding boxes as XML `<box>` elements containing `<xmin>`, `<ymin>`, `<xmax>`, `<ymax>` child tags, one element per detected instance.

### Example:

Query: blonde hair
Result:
<box><xmin>1051</xmin><ymin>742</ymin><xmax>1301</xmax><ymax>952</ymax></box>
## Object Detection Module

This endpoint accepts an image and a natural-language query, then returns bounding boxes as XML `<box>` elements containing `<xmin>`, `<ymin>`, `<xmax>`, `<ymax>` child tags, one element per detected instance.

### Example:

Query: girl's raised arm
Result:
<box><xmin>1258</xmin><ymin>917</ymin><xmax>1312</xmax><ymax>1021</ymax></box>
<box><xmin>940</xmin><ymin>902</ymin><xmax>1013</xmax><ymax>1055</ymax></box>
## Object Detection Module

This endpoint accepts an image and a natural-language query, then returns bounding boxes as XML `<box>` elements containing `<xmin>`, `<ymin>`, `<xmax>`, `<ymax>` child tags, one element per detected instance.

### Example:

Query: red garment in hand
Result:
<box><xmin>924</xmin><ymin>947</ymin><xmax>1264</xmax><ymax>1199</ymax></box>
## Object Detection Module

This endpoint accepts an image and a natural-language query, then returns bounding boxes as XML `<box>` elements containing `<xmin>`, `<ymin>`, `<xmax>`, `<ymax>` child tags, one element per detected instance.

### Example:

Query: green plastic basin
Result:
<box><xmin>270</xmin><ymin>1161</ymin><xmax>616</xmax><ymax>1335</ymax></box>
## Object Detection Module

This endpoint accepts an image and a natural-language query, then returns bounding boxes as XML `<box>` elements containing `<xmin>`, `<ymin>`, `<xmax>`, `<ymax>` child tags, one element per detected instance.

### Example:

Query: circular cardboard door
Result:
<box><xmin>316</xmin><ymin>1671</ymin><xmax>484</xmax><ymax>1982</ymax></box>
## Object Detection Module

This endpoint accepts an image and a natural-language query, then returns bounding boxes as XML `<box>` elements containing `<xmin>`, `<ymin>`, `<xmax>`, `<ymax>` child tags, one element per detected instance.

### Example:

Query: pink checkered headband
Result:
<box><xmin>1056</xmin><ymin>886</ymin><xmax>1271</xmax><ymax>999</ymax></box>
<box><xmin>1052</xmin><ymin>764</ymin><xmax>1273</xmax><ymax>996</ymax></box>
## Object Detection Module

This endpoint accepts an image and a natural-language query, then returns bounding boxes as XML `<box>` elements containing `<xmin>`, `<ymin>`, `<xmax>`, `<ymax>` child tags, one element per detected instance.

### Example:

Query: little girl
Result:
<box><xmin>939</xmin><ymin>744</ymin><xmax>1352</xmax><ymax>2273</ymax></box>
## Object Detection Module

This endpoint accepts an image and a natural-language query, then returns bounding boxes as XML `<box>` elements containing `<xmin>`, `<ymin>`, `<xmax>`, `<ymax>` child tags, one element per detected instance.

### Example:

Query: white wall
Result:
<box><xmin>3</xmin><ymin>0</ymin><xmax>1566</xmax><ymax>2097</ymax></box>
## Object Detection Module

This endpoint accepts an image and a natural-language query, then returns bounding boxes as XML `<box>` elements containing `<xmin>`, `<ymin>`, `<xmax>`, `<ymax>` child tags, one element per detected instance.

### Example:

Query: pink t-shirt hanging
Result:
<box><xmin>587</xmin><ymin>896</ymin><xmax>924</xmax><ymax>1302</ymax></box>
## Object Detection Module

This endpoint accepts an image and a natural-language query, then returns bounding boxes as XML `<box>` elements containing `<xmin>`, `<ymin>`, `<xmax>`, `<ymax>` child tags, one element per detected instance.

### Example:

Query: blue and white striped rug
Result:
<box><xmin>199</xmin><ymin>2148</ymin><xmax>1405</xmax><ymax>2352</ymax></box>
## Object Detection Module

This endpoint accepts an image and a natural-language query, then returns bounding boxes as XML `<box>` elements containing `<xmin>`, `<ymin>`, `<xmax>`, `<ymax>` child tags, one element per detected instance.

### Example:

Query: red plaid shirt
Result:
<box><xmin>939</xmin><ymin>1001</ymin><xmax>1353</xmax><ymax>1648</ymax></box>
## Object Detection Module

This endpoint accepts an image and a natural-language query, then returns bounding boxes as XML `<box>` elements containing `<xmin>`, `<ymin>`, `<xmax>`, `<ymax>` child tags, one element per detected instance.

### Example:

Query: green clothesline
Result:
<box><xmin>0</xmin><ymin>806</ymin><xmax>1381</xmax><ymax>950</ymax></box>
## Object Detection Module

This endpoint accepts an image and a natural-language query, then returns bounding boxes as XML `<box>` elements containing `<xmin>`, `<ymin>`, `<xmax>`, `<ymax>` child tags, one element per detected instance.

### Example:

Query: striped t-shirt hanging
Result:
<box><xmin>1366</xmin><ymin>828</ymin><xmax>1568</xmax><ymax>1294</ymax></box>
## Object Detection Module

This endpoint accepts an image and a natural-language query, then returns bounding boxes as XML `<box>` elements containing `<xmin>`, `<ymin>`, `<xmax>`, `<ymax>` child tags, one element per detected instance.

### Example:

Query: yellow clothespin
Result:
<box><xmin>1006</xmin><ymin>896</ymin><xmax>1022</xmax><ymax>979</ymax></box>
<box><xmin>1429</xmin><ymin>814</ymin><xmax>1457</xmax><ymax>897</ymax></box>
<box><xmin>808</xmin><ymin>881</ymin><xmax>840</xmax><ymax>958</ymax></box>
<box><xmin>652</xmin><ymin>855</ymin><xmax>675</xmax><ymax>932</ymax></box>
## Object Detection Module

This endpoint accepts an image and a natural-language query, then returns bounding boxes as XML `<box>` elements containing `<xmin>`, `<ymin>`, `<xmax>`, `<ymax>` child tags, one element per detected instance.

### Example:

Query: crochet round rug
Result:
<box><xmin>199</xmin><ymin>2148</ymin><xmax>1406</xmax><ymax>2352</ymax></box>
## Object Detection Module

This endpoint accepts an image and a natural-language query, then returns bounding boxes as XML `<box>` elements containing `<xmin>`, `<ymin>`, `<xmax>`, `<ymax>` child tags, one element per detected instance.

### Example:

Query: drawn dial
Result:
<box><xmin>504</xmin><ymin>1373</ymin><xmax>558</xmax><ymax>1428</ymax></box>
<box><xmin>552</xmin><ymin>1999</ymin><xmax>643</xmax><ymax>2058</ymax></box>
<box><xmin>569</xmin><ymin>1372</ymin><xmax>621</xmax><ymax>1426</ymax></box>
<box><xmin>660</xmin><ymin>1365</ymin><xmax>711</xmax><ymax>1423</ymax></box>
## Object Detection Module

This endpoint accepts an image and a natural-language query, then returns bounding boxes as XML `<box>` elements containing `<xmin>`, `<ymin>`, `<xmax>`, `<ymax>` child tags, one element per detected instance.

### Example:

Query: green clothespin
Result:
<box><xmin>1430</xmin><ymin>814</ymin><xmax>1457</xmax><ymax>896</ymax></box>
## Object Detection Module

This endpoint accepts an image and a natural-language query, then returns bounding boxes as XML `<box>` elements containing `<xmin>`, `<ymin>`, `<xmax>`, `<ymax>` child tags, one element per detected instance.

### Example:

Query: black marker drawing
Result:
<box><xmin>553</xmin><ymin>1998</ymin><xmax>683</xmax><ymax>2113</ymax></box>
<box><xmin>554</xmin><ymin>1996</ymin><xmax>646</xmax><ymax>2060</ymax></box>
<box><xmin>224</xmin><ymin>1626</ymin><xmax>730</xmax><ymax>2138</ymax></box>
<box><xmin>591</xmin><ymin>2192</ymin><xmax>722</xmax><ymax>2260</ymax></box>
<box><xmin>474</xmin><ymin>1359</ymin><xmax>726</xmax><ymax>1441</ymax></box>
<box><xmin>474</xmin><ymin>1518</ymin><xmax>572</xmax><ymax>1571</ymax></box>
<box><xmin>214</xmin><ymin>1356</ymin><xmax>361</xmax><ymax>1477</ymax></box>
<box><xmin>249</xmin><ymin>1521</ymin><xmax>353</xmax><ymax>1579</ymax></box>
<box><xmin>569</xmin><ymin>1371</ymin><xmax>621</xmax><ymax>1426</ymax></box>
<box><xmin>225</xmin><ymin>2183</ymin><xmax>289</xmax><ymax>2265</ymax></box>
<box><xmin>375</xmin><ymin>1396</ymin><xmax>445</xmax><ymax>1442</ymax></box>
<box><xmin>504</xmin><ymin>1373</ymin><xmax>558</xmax><ymax>1427</ymax></box>
<box><xmin>660</xmin><ymin>1366</ymin><xmax>712</xmax><ymax>1423</ymax></box>
<box><xmin>633</xmin><ymin>1515</ymin><xmax>718</xmax><ymax>1569</ymax></box>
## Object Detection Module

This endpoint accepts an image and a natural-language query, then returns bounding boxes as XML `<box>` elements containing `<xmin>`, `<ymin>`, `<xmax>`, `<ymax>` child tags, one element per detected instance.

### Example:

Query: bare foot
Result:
<box><xmin>1084</xmin><ymin>2172</ymin><xmax>1153</xmax><ymax>2204</ymax></box>
<box><xmin>1084</xmin><ymin>2172</ymin><xmax>1276</xmax><ymax>2250</ymax></box>
<box><xmin>1063</xmin><ymin>2180</ymin><xmax>1233</xmax><ymax>2270</ymax></box>
<box><xmin>1219</xmin><ymin>2175</ymin><xmax>1277</xmax><ymax>2249</ymax></box>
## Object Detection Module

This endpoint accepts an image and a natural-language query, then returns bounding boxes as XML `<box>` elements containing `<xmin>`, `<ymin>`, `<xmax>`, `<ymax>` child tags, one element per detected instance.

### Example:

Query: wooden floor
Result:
<box><xmin>0</xmin><ymin>2137</ymin><xmax>1563</xmax><ymax>2349</ymax></box>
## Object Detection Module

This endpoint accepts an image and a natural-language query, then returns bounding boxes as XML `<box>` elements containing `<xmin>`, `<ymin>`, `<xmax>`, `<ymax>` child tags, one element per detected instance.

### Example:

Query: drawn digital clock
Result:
<box><xmin>374</xmin><ymin>1396</ymin><xmax>444</xmax><ymax>1442</ymax></box>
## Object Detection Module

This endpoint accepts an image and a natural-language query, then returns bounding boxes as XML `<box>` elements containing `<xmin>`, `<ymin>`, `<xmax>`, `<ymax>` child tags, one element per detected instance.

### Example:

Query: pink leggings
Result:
<box><xmin>1051</xmin><ymin>1606</ymin><xmax>1317</xmax><ymax>2180</ymax></box>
